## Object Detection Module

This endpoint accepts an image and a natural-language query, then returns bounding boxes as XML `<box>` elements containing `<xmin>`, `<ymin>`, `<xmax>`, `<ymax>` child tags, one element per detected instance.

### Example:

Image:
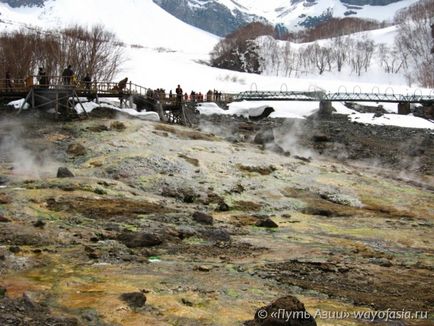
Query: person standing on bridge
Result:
<box><xmin>175</xmin><ymin>84</ymin><xmax>183</xmax><ymax>107</ymax></box>
<box><xmin>62</xmin><ymin>65</ymin><xmax>74</xmax><ymax>85</ymax></box>
<box><xmin>82</xmin><ymin>73</ymin><xmax>92</xmax><ymax>90</ymax></box>
<box><xmin>118</xmin><ymin>77</ymin><xmax>128</xmax><ymax>108</ymax></box>
<box><xmin>37</xmin><ymin>67</ymin><xmax>49</xmax><ymax>89</ymax></box>
<box><xmin>5</xmin><ymin>71</ymin><xmax>12</xmax><ymax>91</ymax></box>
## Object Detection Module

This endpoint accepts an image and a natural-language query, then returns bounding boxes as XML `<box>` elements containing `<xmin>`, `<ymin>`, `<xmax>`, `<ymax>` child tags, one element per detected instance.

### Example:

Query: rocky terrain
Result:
<box><xmin>0</xmin><ymin>108</ymin><xmax>433</xmax><ymax>325</ymax></box>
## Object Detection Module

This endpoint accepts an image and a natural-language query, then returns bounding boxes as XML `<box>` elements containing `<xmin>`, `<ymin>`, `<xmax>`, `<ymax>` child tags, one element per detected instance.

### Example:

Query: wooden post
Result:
<box><xmin>31</xmin><ymin>89</ymin><xmax>35</xmax><ymax>110</ymax></box>
<box><xmin>55</xmin><ymin>91</ymin><xmax>59</xmax><ymax>117</ymax></box>
<box><xmin>431</xmin><ymin>16</ymin><xmax>434</xmax><ymax>54</ymax></box>
<box><xmin>156</xmin><ymin>101</ymin><xmax>166</xmax><ymax>122</ymax></box>
<box><xmin>17</xmin><ymin>89</ymin><xmax>32</xmax><ymax>114</ymax></box>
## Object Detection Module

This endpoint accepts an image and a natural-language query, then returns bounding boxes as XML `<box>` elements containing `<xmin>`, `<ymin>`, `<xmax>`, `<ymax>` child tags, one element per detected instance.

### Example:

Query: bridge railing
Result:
<box><xmin>0</xmin><ymin>77</ymin><xmax>152</xmax><ymax>97</ymax></box>
<box><xmin>233</xmin><ymin>90</ymin><xmax>434</xmax><ymax>104</ymax></box>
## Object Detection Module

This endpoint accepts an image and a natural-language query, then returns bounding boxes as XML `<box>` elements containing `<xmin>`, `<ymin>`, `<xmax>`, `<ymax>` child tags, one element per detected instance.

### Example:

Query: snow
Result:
<box><xmin>198</xmin><ymin>101</ymin><xmax>319</xmax><ymax>119</ymax></box>
<box><xmin>198</xmin><ymin>100</ymin><xmax>434</xmax><ymax>130</ymax></box>
<box><xmin>0</xmin><ymin>0</ymin><xmax>433</xmax><ymax>130</ymax></box>
<box><xmin>350</xmin><ymin>113</ymin><xmax>434</xmax><ymax>130</ymax></box>
<box><xmin>74</xmin><ymin>101</ymin><xmax>160</xmax><ymax>121</ymax></box>
<box><xmin>212</xmin><ymin>0</ymin><xmax>421</xmax><ymax>29</ymax></box>
<box><xmin>0</xmin><ymin>0</ymin><xmax>219</xmax><ymax>53</ymax></box>
<box><xmin>7</xmin><ymin>99</ymin><xmax>29</xmax><ymax>110</ymax></box>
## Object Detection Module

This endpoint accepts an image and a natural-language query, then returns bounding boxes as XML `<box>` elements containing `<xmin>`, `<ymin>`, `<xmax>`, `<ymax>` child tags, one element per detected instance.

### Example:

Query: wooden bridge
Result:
<box><xmin>0</xmin><ymin>76</ymin><xmax>199</xmax><ymax>124</ymax></box>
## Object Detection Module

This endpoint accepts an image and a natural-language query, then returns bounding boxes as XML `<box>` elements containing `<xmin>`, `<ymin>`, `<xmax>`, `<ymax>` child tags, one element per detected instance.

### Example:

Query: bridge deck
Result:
<box><xmin>233</xmin><ymin>91</ymin><xmax>434</xmax><ymax>104</ymax></box>
<box><xmin>1</xmin><ymin>77</ymin><xmax>433</xmax><ymax>107</ymax></box>
<box><xmin>0</xmin><ymin>79</ymin><xmax>148</xmax><ymax>101</ymax></box>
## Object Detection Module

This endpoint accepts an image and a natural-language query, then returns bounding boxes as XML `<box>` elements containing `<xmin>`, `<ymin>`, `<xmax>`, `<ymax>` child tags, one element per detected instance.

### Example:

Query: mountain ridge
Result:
<box><xmin>152</xmin><ymin>0</ymin><xmax>421</xmax><ymax>36</ymax></box>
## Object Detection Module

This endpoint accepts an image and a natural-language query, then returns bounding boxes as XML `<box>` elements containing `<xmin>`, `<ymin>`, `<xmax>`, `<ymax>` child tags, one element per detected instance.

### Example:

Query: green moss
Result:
<box><xmin>224</xmin><ymin>288</ymin><xmax>240</xmax><ymax>299</ymax></box>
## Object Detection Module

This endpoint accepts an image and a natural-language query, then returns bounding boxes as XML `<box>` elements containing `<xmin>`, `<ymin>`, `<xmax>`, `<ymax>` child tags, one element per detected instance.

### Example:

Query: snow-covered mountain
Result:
<box><xmin>0</xmin><ymin>0</ymin><xmax>429</xmax><ymax>95</ymax></box>
<box><xmin>0</xmin><ymin>0</ymin><xmax>421</xmax><ymax>36</ymax></box>
<box><xmin>0</xmin><ymin>0</ymin><xmax>218</xmax><ymax>53</ymax></box>
<box><xmin>152</xmin><ymin>0</ymin><xmax>421</xmax><ymax>35</ymax></box>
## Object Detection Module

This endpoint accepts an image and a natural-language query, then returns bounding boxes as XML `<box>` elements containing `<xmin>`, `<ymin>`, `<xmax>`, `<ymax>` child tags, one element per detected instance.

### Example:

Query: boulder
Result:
<box><xmin>249</xmin><ymin>107</ymin><xmax>275</xmax><ymax>121</ymax></box>
<box><xmin>118</xmin><ymin>231</ymin><xmax>162</xmax><ymax>248</ymax></box>
<box><xmin>245</xmin><ymin>295</ymin><xmax>316</xmax><ymax>326</ymax></box>
<box><xmin>119</xmin><ymin>292</ymin><xmax>146</xmax><ymax>308</ymax></box>
<box><xmin>110</xmin><ymin>121</ymin><xmax>127</xmax><ymax>131</ymax></box>
<box><xmin>216</xmin><ymin>201</ymin><xmax>230</xmax><ymax>212</ymax></box>
<box><xmin>67</xmin><ymin>143</ymin><xmax>86</xmax><ymax>156</ymax></box>
<box><xmin>192</xmin><ymin>211</ymin><xmax>214</xmax><ymax>225</ymax></box>
<box><xmin>254</xmin><ymin>129</ymin><xmax>275</xmax><ymax>145</ymax></box>
<box><xmin>57</xmin><ymin>167</ymin><xmax>75</xmax><ymax>178</ymax></box>
<box><xmin>33</xmin><ymin>219</ymin><xmax>46</xmax><ymax>228</ymax></box>
<box><xmin>0</xmin><ymin>215</ymin><xmax>11</xmax><ymax>223</ymax></box>
<box><xmin>255</xmin><ymin>218</ymin><xmax>278</xmax><ymax>228</ymax></box>
<box><xmin>201</xmin><ymin>228</ymin><xmax>231</xmax><ymax>242</ymax></box>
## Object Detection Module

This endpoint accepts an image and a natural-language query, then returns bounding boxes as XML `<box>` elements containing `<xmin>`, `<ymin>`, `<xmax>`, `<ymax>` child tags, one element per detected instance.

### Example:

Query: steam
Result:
<box><xmin>0</xmin><ymin>119</ymin><xmax>60</xmax><ymax>179</ymax></box>
<box><xmin>271</xmin><ymin>119</ymin><xmax>317</xmax><ymax>159</ymax></box>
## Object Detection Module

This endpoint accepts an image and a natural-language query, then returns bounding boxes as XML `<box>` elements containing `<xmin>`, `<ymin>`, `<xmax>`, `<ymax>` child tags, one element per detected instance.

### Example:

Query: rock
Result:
<box><xmin>81</xmin><ymin>310</ymin><xmax>99</xmax><ymax>322</ymax></box>
<box><xmin>255</xmin><ymin>218</ymin><xmax>278</xmax><ymax>228</ymax></box>
<box><xmin>9</xmin><ymin>246</ymin><xmax>20</xmax><ymax>253</ymax></box>
<box><xmin>110</xmin><ymin>121</ymin><xmax>127</xmax><ymax>131</ymax></box>
<box><xmin>57</xmin><ymin>167</ymin><xmax>75</xmax><ymax>178</ymax></box>
<box><xmin>320</xmin><ymin>193</ymin><xmax>362</xmax><ymax>208</ymax></box>
<box><xmin>67</xmin><ymin>143</ymin><xmax>87</xmax><ymax>156</ymax></box>
<box><xmin>201</xmin><ymin>228</ymin><xmax>231</xmax><ymax>242</ymax></box>
<box><xmin>0</xmin><ymin>287</ymin><xmax>6</xmax><ymax>298</ymax></box>
<box><xmin>312</xmin><ymin>134</ymin><xmax>331</xmax><ymax>142</ymax></box>
<box><xmin>301</xmin><ymin>207</ymin><xmax>334</xmax><ymax>217</ymax></box>
<box><xmin>231</xmin><ymin>184</ymin><xmax>245</xmax><ymax>194</ymax></box>
<box><xmin>22</xmin><ymin>292</ymin><xmax>36</xmax><ymax>308</ymax></box>
<box><xmin>368</xmin><ymin>257</ymin><xmax>393</xmax><ymax>267</ymax></box>
<box><xmin>254</xmin><ymin>129</ymin><xmax>275</xmax><ymax>145</ymax></box>
<box><xmin>294</xmin><ymin>156</ymin><xmax>311</xmax><ymax>163</ymax></box>
<box><xmin>0</xmin><ymin>175</ymin><xmax>8</xmax><ymax>185</ymax></box>
<box><xmin>177</xmin><ymin>226</ymin><xmax>197</xmax><ymax>239</ymax></box>
<box><xmin>183</xmin><ymin>194</ymin><xmax>196</xmax><ymax>203</ymax></box>
<box><xmin>373</xmin><ymin>112</ymin><xmax>384</xmax><ymax>118</ymax></box>
<box><xmin>192</xmin><ymin>211</ymin><xmax>214</xmax><ymax>225</ymax></box>
<box><xmin>413</xmin><ymin>105</ymin><xmax>434</xmax><ymax>119</ymax></box>
<box><xmin>196</xmin><ymin>265</ymin><xmax>212</xmax><ymax>272</ymax></box>
<box><xmin>249</xmin><ymin>107</ymin><xmax>275</xmax><ymax>121</ymax></box>
<box><xmin>0</xmin><ymin>215</ymin><xmax>11</xmax><ymax>223</ymax></box>
<box><xmin>88</xmin><ymin>124</ymin><xmax>109</xmax><ymax>132</ymax></box>
<box><xmin>118</xmin><ymin>231</ymin><xmax>162</xmax><ymax>248</ymax></box>
<box><xmin>246</xmin><ymin>295</ymin><xmax>317</xmax><ymax>326</ymax></box>
<box><xmin>238</xmin><ymin>122</ymin><xmax>256</xmax><ymax>131</ymax></box>
<box><xmin>238</xmin><ymin>164</ymin><xmax>276</xmax><ymax>175</ymax></box>
<box><xmin>216</xmin><ymin>201</ymin><xmax>230</xmax><ymax>212</ymax></box>
<box><xmin>119</xmin><ymin>292</ymin><xmax>146</xmax><ymax>308</ymax></box>
<box><xmin>33</xmin><ymin>219</ymin><xmax>46</xmax><ymax>228</ymax></box>
<box><xmin>181</xmin><ymin>298</ymin><xmax>193</xmax><ymax>306</ymax></box>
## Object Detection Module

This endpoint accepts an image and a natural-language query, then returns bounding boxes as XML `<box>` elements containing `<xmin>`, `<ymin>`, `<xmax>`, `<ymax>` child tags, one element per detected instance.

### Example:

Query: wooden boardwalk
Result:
<box><xmin>0</xmin><ymin>77</ymin><xmax>229</xmax><ymax>125</ymax></box>
<box><xmin>0</xmin><ymin>76</ymin><xmax>148</xmax><ymax>101</ymax></box>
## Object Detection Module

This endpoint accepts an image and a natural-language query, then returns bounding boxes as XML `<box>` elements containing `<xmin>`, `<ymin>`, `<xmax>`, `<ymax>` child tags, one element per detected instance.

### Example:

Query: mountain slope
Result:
<box><xmin>153</xmin><ymin>0</ymin><xmax>421</xmax><ymax>35</ymax></box>
<box><xmin>152</xmin><ymin>0</ymin><xmax>265</xmax><ymax>37</ymax></box>
<box><xmin>0</xmin><ymin>0</ymin><xmax>219</xmax><ymax>52</ymax></box>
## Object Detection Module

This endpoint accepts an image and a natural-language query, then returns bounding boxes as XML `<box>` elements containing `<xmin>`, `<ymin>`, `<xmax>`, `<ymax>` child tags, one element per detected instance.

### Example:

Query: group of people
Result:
<box><xmin>145</xmin><ymin>85</ymin><xmax>224</xmax><ymax>105</ymax></box>
<box><xmin>35</xmin><ymin>65</ymin><xmax>92</xmax><ymax>89</ymax></box>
